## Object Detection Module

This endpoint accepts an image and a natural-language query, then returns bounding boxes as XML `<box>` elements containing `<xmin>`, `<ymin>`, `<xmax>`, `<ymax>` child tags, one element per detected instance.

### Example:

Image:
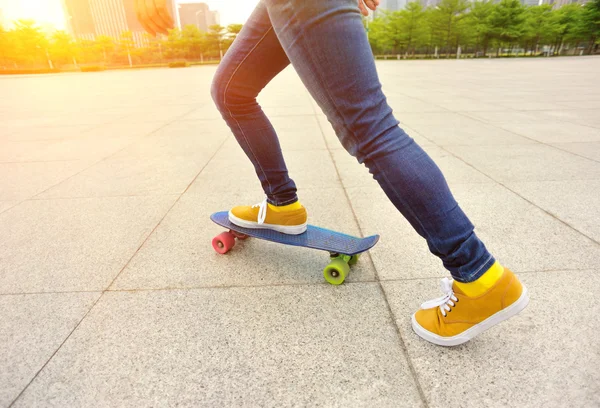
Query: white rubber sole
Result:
<box><xmin>411</xmin><ymin>286</ymin><xmax>529</xmax><ymax>347</ymax></box>
<box><xmin>228</xmin><ymin>211</ymin><xmax>307</xmax><ymax>235</ymax></box>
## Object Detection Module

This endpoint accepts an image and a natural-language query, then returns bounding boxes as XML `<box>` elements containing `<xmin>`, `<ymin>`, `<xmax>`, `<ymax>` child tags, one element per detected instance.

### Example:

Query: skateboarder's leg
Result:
<box><xmin>211</xmin><ymin>1</ymin><xmax>308</xmax><ymax>234</ymax></box>
<box><xmin>264</xmin><ymin>0</ymin><xmax>527</xmax><ymax>345</ymax></box>
<box><xmin>211</xmin><ymin>2</ymin><xmax>296</xmax><ymax>206</ymax></box>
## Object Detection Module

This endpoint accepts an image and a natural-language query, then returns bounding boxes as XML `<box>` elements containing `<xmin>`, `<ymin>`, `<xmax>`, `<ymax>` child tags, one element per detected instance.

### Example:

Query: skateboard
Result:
<box><xmin>210</xmin><ymin>211</ymin><xmax>379</xmax><ymax>285</ymax></box>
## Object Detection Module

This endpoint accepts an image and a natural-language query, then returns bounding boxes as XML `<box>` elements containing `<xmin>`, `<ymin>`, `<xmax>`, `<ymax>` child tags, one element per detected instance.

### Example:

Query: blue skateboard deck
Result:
<box><xmin>210</xmin><ymin>211</ymin><xmax>379</xmax><ymax>256</ymax></box>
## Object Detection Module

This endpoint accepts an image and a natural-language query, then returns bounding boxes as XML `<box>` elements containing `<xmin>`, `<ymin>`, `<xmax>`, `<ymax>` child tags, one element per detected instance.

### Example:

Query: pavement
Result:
<box><xmin>1</xmin><ymin>57</ymin><xmax>599</xmax><ymax>407</ymax></box>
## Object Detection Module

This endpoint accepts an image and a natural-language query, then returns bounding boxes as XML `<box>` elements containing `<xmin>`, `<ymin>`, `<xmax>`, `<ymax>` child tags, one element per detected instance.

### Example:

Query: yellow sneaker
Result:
<box><xmin>228</xmin><ymin>198</ymin><xmax>308</xmax><ymax>235</ymax></box>
<box><xmin>412</xmin><ymin>268</ymin><xmax>528</xmax><ymax>346</ymax></box>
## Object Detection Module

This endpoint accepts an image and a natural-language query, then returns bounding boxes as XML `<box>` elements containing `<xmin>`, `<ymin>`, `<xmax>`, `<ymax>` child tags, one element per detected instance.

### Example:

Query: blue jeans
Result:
<box><xmin>210</xmin><ymin>0</ymin><xmax>494</xmax><ymax>282</ymax></box>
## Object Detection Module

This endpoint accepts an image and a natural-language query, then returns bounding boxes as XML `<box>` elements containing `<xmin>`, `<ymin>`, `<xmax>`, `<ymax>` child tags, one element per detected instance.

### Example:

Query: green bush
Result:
<box><xmin>0</xmin><ymin>68</ymin><xmax>61</xmax><ymax>75</ymax></box>
<box><xmin>168</xmin><ymin>61</ymin><xmax>190</xmax><ymax>68</ymax></box>
<box><xmin>80</xmin><ymin>65</ymin><xmax>105</xmax><ymax>72</ymax></box>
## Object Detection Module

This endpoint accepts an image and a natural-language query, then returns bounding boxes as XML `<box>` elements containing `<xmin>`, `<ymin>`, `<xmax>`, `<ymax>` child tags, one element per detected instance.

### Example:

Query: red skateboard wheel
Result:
<box><xmin>212</xmin><ymin>231</ymin><xmax>235</xmax><ymax>254</ymax></box>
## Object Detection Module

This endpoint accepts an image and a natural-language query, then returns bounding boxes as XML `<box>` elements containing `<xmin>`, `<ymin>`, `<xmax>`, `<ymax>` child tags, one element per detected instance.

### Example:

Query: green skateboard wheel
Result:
<box><xmin>348</xmin><ymin>254</ymin><xmax>360</xmax><ymax>265</ymax></box>
<box><xmin>323</xmin><ymin>258</ymin><xmax>349</xmax><ymax>285</ymax></box>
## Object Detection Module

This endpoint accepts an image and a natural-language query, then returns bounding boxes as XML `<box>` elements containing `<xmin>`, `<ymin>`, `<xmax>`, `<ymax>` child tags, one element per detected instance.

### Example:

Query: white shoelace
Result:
<box><xmin>252</xmin><ymin>197</ymin><xmax>268</xmax><ymax>225</ymax></box>
<box><xmin>420</xmin><ymin>277</ymin><xmax>458</xmax><ymax>317</ymax></box>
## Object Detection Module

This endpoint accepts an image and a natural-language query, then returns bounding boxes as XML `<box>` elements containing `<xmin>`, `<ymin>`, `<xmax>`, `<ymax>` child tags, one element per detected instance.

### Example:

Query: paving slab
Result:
<box><xmin>269</xmin><ymin>116</ymin><xmax>327</xmax><ymax>151</ymax></box>
<box><xmin>463</xmin><ymin>110</ymin><xmax>562</xmax><ymax>124</ymax></box>
<box><xmin>111</xmin><ymin>187</ymin><xmax>376</xmax><ymax>290</ymax></box>
<box><xmin>189</xmin><ymin>148</ymin><xmax>341</xmax><ymax>195</ymax></box>
<box><xmin>5</xmin><ymin>125</ymin><xmax>97</xmax><ymax>141</ymax></box>
<box><xmin>0</xmin><ymin>292</ymin><xmax>100</xmax><ymax>407</ymax></box>
<box><xmin>13</xmin><ymin>285</ymin><xmax>423</xmax><ymax>407</ymax></box>
<box><xmin>81</xmin><ymin>121</ymin><xmax>171</xmax><ymax>139</ymax></box>
<box><xmin>494</xmin><ymin>100</ymin><xmax>568</xmax><ymax>111</ymax></box>
<box><xmin>111</xmin><ymin>122</ymin><xmax>228</xmax><ymax>159</ymax></box>
<box><xmin>506</xmin><ymin>179</ymin><xmax>600</xmax><ymax>242</ymax></box>
<box><xmin>0</xmin><ymin>139</ymin><xmax>57</xmax><ymax>163</ymax></box>
<box><xmin>0</xmin><ymin>201</ymin><xmax>19</xmax><ymax>214</ymax></box>
<box><xmin>345</xmin><ymin>183</ymin><xmax>600</xmax><ymax>280</ymax></box>
<box><xmin>556</xmin><ymin>100</ymin><xmax>600</xmax><ymax>110</ymax></box>
<box><xmin>539</xmin><ymin>109</ymin><xmax>600</xmax><ymax>128</ymax></box>
<box><xmin>498</xmin><ymin>122</ymin><xmax>600</xmax><ymax>144</ymax></box>
<box><xmin>262</xmin><ymin>105</ymin><xmax>317</xmax><ymax>117</ymax></box>
<box><xmin>409</xmin><ymin>118</ymin><xmax>535</xmax><ymax>146</ymax></box>
<box><xmin>551</xmin><ymin>142</ymin><xmax>600</xmax><ymax>163</ymax></box>
<box><xmin>445</xmin><ymin>144</ymin><xmax>600</xmax><ymax>182</ymax></box>
<box><xmin>215</xmin><ymin>117</ymin><xmax>327</xmax><ymax>154</ymax></box>
<box><xmin>0</xmin><ymin>133</ymin><xmax>143</xmax><ymax>163</ymax></box>
<box><xmin>32</xmin><ymin>134</ymin><xmax>142</xmax><ymax>162</ymax></box>
<box><xmin>36</xmin><ymin>153</ymin><xmax>217</xmax><ymax>199</ymax></box>
<box><xmin>382</xmin><ymin>270</ymin><xmax>600</xmax><ymax>408</ymax></box>
<box><xmin>0</xmin><ymin>196</ymin><xmax>176</xmax><ymax>293</ymax></box>
<box><xmin>386</xmin><ymin>94</ymin><xmax>447</xmax><ymax>113</ymax></box>
<box><xmin>425</xmin><ymin>96</ymin><xmax>505</xmax><ymax>112</ymax></box>
<box><xmin>178</xmin><ymin>104</ymin><xmax>223</xmax><ymax>121</ymax></box>
<box><xmin>397</xmin><ymin>111</ymin><xmax>481</xmax><ymax>127</ymax></box>
<box><xmin>0</xmin><ymin>161</ymin><xmax>90</xmax><ymax>201</ymax></box>
<box><xmin>116</xmin><ymin>104</ymin><xmax>196</xmax><ymax>124</ymax></box>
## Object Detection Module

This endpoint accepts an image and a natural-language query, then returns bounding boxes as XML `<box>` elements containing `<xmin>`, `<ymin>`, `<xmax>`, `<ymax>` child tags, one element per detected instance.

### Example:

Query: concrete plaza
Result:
<box><xmin>1</xmin><ymin>57</ymin><xmax>599</xmax><ymax>407</ymax></box>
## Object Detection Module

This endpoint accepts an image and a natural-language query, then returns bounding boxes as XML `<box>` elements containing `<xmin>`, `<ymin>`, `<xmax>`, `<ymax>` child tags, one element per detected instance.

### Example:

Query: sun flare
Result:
<box><xmin>6</xmin><ymin>0</ymin><xmax>67</xmax><ymax>29</ymax></box>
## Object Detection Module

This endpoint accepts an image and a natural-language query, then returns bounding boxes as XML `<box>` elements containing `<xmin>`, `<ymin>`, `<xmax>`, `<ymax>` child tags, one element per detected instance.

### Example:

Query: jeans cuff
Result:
<box><xmin>452</xmin><ymin>254</ymin><xmax>496</xmax><ymax>283</ymax></box>
<box><xmin>267</xmin><ymin>196</ymin><xmax>298</xmax><ymax>206</ymax></box>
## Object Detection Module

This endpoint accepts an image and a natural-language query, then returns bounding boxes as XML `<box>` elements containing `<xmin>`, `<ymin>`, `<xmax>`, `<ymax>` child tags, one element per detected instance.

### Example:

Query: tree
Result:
<box><xmin>423</xmin><ymin>7</ymin><xmax>443</xmax><ymax>57</ymax></box>
<box><xmin>142</xmin><ymin>32</ymin><xmax>166</xmax><ymax>63</ymax></box>
<box><xmin>385</xmin><ymin>11</ymin><xmax>408</xmax><ymax>54</ymax></box>
<box><xmin>165</xmin><ymin>28</ymin><xmax>184</xmax><ymax>60</ymax></box>
<box><xmin>398</xmin><ymin>2</ymin><xmax>428</xmax><ymax>56</ymax></box>
<box><xmin>488</xmin><ymin>0</ymin><xmax>526</xmax><ymax>55</ymax></box>
<box><xmin>227</xmin><ymin>24</ymin><xmax>243</xmax><ymax>40</ymax></box>
<box><xmin>76</xmin><ymin>38</ymin><xmax>99</xmax><ymax>64</ymax></box>
<box><xmin>466</xmin><ymin>0</ymin><xmax>494</xmax><ymax>56</ymax></box>
<box><xmin>181</xmin><ymin>24</ymin><xmax>204</xmax><ymax>59</ymax></box>
<box><xmin>118</xmin><ymin>31</ymin><xmax>136</xmax><ymax>66</ymax></box>
<box><xmin>207</xmin><ymin>24</ymin><xmax>226</xmax><ymax>59</ymax></box>
<box><xmin>222</xmin><ymin>24</ymin><xmax>243</xmax><ymax>51</ymax></box>
<box><xmin>50</xmin><ymin>30</ymin><xmax>77</xmax><ymax>67</ymax></box>
<box><xmin>11</xmin><ymin>20</ymin><xmax>48</xmax><ymax>67</ymax></box>
<box><xmin>551</xmin><ymin>4</ymin><xmax>585</xmax><ymax>54</ymax></box>
<box><xmin>430</xmin><ymin>0</ymin><xmax>470</xmax><ymax>57</ymax></box>
<box><xmin>366</xmin><ymin>13</ymin><xmax>392</xmax><ymax>54</ymax></box>
<box><xmin>522</xmin><ymin>5</ymin><xmax>557</xmax><ymax>55</ymax></box>
<box><xmin>95</xmin><ymin>35</ymin><xmax>116</xmax><ymax>64</ymax></box>
<box><xmin>581</xmin><ymin>0</ymin><xmax>600</xmax><ymax>54</ymax></box>
<box><xmin>0</xmin><ymin>24</ymin><xmax>14</xmax><ymax>68</ymax></box>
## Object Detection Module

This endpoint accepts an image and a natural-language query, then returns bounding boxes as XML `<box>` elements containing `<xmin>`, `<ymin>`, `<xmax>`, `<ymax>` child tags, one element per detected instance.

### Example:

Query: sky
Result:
<box><xmin>0</xmin><ymin>0</ymin><xmax>260</xmax><ymax>30</ymax></box>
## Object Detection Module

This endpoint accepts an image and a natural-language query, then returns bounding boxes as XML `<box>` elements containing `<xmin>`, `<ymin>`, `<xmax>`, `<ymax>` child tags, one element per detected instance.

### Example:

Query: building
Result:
<box><xmin>62</xmin><ymin>0</ymin><xmax>176</xmax><ymax>46</ymax></box>
<box><xmin>540</xmin><ymin>0</ymin><xmax>589</xmax><ymax>6</ymax></box>
<box><xmin>373</xmin><ymin>0</ymin><xmax>406</xmax><ymax>19</ymax></box>
<box><xmin>177</xmin><ymin>2</ymin><xmax>219</xmax><ymax>32</ymax></box>
<box><xmin>373</xmin><ymin>0</ymin><xmax>406</xmax><ymax>17</ymax></box>
<box><xmin>383</xmin><ymin>0</ymin><xmax>404</xmax><ymax>10</ymax></box>
<box><xmin>522</xmin><ymin>0</ymin><xmax>541</xmax><ymax>5</ymax></box>
<box><xmin>549</xmin><ymin>0</ymin><xmax>588</xmax><ymax>6</ymax></box>
<box><xmin>419</xmin><ymin>0</ymin><xmax>442</xmax><ymax>8</ymax></box>
<box><xmin>208</xmin><ymin>10</ymin><xmax>220</xmax><ymax>28</ymax></box>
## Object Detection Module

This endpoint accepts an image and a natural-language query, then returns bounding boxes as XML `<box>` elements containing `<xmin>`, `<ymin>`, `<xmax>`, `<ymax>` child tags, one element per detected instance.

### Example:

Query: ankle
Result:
<box><xmin>267</xmin><ymin>201</ymin><xmax>303</xmax><ymax>212</ymax></box>
<box><xmin>454</xmin><ymin>261</ymin><xmax>504</xmax><ymax>297</ymax></box>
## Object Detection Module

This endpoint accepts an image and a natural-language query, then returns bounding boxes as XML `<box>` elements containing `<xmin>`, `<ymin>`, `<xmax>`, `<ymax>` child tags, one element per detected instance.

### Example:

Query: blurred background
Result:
<box><xmin>0</xmin><ymin>0</ymin><xmax>598</xmax><ymax>74</ymax></box>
